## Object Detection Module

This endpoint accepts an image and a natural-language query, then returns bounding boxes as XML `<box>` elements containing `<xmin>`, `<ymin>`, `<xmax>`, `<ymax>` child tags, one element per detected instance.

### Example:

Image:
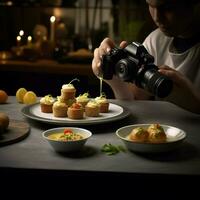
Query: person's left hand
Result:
<box><xmin>158</xmin><ymin>65</ymin><xmax>200</xmax><ymax>113</ymax></box>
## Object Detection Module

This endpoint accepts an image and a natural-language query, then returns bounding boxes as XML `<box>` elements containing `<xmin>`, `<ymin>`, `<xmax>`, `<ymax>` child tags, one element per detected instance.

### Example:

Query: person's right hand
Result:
<box><xmin>91</xmin><ymin>38</ymin><xmax>150</xmax><ymax>100</ymax></box>
<box><xmin>159</xmin><ymin>65</ymin><xmax>200</xmax><ymax>113</ymax></box>
<box><xmin>92</xmin><ymin>37</ymin><xmax>127</xmax><ymax>78</ymax></box>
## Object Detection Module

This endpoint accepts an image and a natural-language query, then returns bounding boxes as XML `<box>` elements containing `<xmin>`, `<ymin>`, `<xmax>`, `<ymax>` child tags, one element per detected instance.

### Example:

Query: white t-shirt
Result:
<box><xmin>143</xmin><ymin>28</ymin><xmax>200</xmax><ymax>90</ymax></box>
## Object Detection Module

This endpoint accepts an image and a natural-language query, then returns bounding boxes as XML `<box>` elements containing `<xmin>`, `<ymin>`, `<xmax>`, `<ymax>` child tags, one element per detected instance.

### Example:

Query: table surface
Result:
<box><xmin>1</xmin><ymin>96</ymin><xmax>200</xmax><ymax>178</ymax></box>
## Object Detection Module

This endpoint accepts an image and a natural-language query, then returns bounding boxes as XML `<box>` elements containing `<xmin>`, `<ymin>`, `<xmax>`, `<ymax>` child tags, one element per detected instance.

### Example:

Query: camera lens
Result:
<box><xmin>115</xmin><ymin>59</ymin><xmax>138</xmax><ymax>82</ymax></box>
<box><xmin>142</xmin><ymin>68</ymin><xmax>173</xmax><ymax>98</ymax></box>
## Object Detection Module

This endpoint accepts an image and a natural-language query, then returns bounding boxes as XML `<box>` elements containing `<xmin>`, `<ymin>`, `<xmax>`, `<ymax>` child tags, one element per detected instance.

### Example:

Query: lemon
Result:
<box><xmin>23</xmin><ymin>91</ymin><xmax>37</xmax><ymax>105</ymax></box>
<box><xmin>16</xmin><ymin>88</ymin><xmax>27</xmax><ymax>103</ymax></box>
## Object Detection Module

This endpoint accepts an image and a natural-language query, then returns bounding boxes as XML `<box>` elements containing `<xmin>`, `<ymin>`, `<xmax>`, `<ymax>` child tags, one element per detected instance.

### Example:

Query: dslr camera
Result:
<box><xmin>101</xmin><ymin>42</ymin><xmax>173</xmax><ymax>98</ymax></box>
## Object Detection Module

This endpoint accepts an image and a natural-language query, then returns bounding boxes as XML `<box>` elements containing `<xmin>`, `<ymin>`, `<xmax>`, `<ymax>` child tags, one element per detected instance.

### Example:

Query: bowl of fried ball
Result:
<box><xmin>116</xmin><ymin>123</ymin><xmax>186</xmax><ymax>153</ymax></box>
<box><xmin>42</xmin><ymin>127</ymin><xmax>92</xmax><ymax>153</ymax></box>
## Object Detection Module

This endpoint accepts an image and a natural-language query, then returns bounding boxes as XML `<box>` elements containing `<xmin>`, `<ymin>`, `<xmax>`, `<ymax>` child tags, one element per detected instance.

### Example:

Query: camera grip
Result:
<box><xmin>101</xmin><ymin>55</ymin><xmax>115</xmax><ymax>80</ymax></box>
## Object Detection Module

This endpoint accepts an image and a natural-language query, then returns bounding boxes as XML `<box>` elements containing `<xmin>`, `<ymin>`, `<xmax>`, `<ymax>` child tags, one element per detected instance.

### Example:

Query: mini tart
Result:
<box><xmin>128</xmin><ymin>127</ymin><xmax>149</xmax><ymax>142</ymax></box>
<box><xmin>60</xmin><ymin>96</ymin><xmax>76</xmax><ymax>107</ymax></box>
<box><xmin>147</xmin><ymin>124</ymin><xmax>166</xmax><ymax>143</ymax></box>
<box><xmin>85</xmin><ymin>100</ymin><xmax>100</xmax><ymax>117</ymax></box>
<box><xmin>61</xmin><ymin>83</ymin><xmax>76</xmax><ymax>100</ymax></box>
<box><xmin>52</xmin><ymin>100</ymin><xmax>68</xmax><ymax>117</ymax></box>
<box><xmin>95</xmin><ymin>96</ymin><xmax>109</xmax><ymax>113</ymax></box>
<box><xmin>67</xmin><ymin>103</ymin><xmax>84</xmax><ymax>119</ymax></box>
<box><xmin>40</xmin><ymin>95</ymin><xmax>55</xmax><ymax>113</ymax></box>
<box><xmin>76</xmin><ymin>93</ymin><xmax>90</xmax><ymax>109</ymax></box>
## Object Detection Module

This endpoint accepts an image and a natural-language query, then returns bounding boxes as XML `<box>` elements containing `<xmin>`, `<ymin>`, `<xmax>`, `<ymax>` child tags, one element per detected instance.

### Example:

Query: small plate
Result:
<box><xmin>116</xmin><ymin>124</ymin><xmax>186</xmax><ymax>153</ymax></box>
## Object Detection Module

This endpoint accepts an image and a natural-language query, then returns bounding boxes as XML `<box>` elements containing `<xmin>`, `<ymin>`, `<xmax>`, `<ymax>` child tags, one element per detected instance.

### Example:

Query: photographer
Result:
<box><xmin>92</xmin><ymin>0</ymin><xmax>200</xmax><ymax>114</ymax></box>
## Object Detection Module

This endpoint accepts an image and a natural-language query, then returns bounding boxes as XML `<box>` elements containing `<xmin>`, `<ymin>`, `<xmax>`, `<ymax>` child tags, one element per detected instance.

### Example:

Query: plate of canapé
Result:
<box><xmin>21</xmin><ymin>94</ymin><xmax>130</xmax><ymax>125</ymax></box>
<box><xmin>22</xmin><ymin>101</ymin><xmax>130</xmax><ymax>125</ymax></box>
<box><xmin>116</xmin><ymin>124</ymin><xmax>186</xmax><ymax>153</ymax></box>
<box><xmin>22</xmin><ymin>79</ymin><xmax>130</xmax><ymax>125</ymax></box>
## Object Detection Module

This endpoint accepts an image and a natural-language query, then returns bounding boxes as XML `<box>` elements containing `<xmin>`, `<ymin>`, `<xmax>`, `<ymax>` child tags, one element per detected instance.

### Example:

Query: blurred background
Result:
<box><xmin>0</xmin><ymin>0</ymin><xmax>156</xmax><ymax>98</ymax></box>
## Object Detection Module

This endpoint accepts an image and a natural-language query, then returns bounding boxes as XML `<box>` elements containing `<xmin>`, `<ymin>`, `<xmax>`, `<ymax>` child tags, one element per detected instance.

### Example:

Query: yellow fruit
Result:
<box><xmin>0</xmin><ymin>90</ymin><xmax>8</xmax><ymax>104</ymax></box>
<box><xmin>23</xmin><ymin>91</ymin><xmax>37</xmax><ymax>105</ymax></box>
<box><xmin>16</xmin><ymin>88</ymin><xmax>27</xmax><ymax>103</ymax></box>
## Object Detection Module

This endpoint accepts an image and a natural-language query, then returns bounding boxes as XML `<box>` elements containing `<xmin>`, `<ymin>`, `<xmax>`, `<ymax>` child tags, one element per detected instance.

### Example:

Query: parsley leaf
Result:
<box><xmin>101</xmin><ymin>143</ymin><xmax>126</xmax><ymax>155</ymax></box>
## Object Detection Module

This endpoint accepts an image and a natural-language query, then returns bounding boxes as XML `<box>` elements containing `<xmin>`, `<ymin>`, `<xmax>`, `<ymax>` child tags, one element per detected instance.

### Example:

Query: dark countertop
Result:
<box><xmin>1</xmin><ymin>96</ymin><xmax>200</xmax><ymax>189</ymax></box>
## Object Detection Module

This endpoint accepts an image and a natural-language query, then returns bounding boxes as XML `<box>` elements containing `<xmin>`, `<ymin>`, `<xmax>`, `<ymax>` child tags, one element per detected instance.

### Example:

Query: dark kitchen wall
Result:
<box><xmin>0</xmin><ymin>0</ymin><xmax>156</xmax><ymax>51</ymax></box>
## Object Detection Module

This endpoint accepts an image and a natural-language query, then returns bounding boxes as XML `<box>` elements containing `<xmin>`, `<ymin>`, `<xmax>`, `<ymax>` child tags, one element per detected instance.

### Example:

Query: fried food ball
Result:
<box><xmin>128</xmin><ymin>127</ymin><xmax>149</xmax><ymax>142</ymax></box>
<box><xmin>147</xmin><ymin>124</ymin><xmax>166</xmax><ymax>143</ymax></box>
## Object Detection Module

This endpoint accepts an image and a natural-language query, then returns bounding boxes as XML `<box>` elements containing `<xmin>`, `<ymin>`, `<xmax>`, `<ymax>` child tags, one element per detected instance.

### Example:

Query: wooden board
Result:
<box><xmin>0</xmin><ymin>120</ymin><xmax>30</xmax><ymax>146</ymax></box>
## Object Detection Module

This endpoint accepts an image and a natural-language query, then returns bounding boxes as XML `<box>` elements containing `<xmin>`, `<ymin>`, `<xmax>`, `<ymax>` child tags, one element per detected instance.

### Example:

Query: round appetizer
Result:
<box><xmin>67</xmin><ymin>102</ymin><xmax>84</xmax><ymax>119</ymax></box>
<box><xmin>85</xmin><ymin>100</ymin><xmax>100</xmax><ymax>117</ymax></box>
<box><xmin>95</xmin><ymin>95</ymin><xmax>109</xmax><ymax>113</ymax></box>
<box><xmin>61</xmin><ymin>78</ymin><xmax>79</xmax><ymax>100</ymax></box>
<box><xmin>40</xmin><ymin>94</ymin><xmax>55</xmax><ymax>113</ymax></box>
<box><xmin>76</xmin><ymin>92</ymin><xmax>90</xmax><ymax>109</ymax></box>
<box><xmin>53</xmin><ymin>97</ymin><xmax>68</xmax><ymax>117</ymax></box>
<box><xmin>0</xmin><ymin>112</ymin><xmax>9</xmax><ymax>134</ymax></box>
<box><xmin>128</xmin><ymin>127</ymin><xmax>149</xmax><ymax>142</ymax></box>
<box><xmin>61</xmin><ymin>83</ymin><xmax>76</xmax><ymax>100</ymax></box>
<box><xmin>60</xmin><ymin>96</ymin><xmax>76</xmax><ymax>107</ymax></box>
<box><xmin>147</xmin><ymin>124</ymin><xmax>167</xmax><ymax>143</ymax></box>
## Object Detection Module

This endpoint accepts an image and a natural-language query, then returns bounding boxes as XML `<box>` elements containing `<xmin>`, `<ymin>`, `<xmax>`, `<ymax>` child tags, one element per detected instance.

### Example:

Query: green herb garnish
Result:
<box><xmin>68</xmin><ymin>78</ymin><xmax>80</xmax><ymax>85</ymax></box>
<box><xmin>101</xmin><ymin>143</ymin><xmax>126</xmax><ymax>155</ymax></box>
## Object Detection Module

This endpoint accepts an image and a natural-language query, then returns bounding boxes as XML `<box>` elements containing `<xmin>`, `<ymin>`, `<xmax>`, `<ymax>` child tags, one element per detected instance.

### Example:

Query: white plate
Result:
<box><xmin>116</xmin><ymin>124</ymin><xmax>186</xmax><ymax>153</ymax></box>
<box><xmin>21</xmin><ymin>103</ymin><xmax>130</xmax><ymax>125</ymax></box>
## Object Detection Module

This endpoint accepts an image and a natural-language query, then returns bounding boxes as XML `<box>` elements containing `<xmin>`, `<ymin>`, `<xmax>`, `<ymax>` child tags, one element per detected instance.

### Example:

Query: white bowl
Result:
<box><xmin>42</xmin><ymin>127</ymin><xmax>92</xmax><ymax>153</ymax></box>
<box><xmin>116</xmin><ymin>124</ymin><xmax>186</xmax><ymax>153</ymax></box>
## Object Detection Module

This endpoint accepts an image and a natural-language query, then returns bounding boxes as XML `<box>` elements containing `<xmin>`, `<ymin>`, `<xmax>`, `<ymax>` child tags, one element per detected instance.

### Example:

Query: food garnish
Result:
<box><xmin>77</xmin><ymin>92</ymin><xmax>89</xmax><ymax>100</ymax></box>
<box><xmin>71</xmin><ymin>102</ymin><xmax>83</xmax><ymax>109</ymax></box>
<box><xmin>95</xmin><ymin>93</ymin><xmax>108</xmax><ymax>103</ymax></box>
<box><xmin>41</xmin><ymin>94</ymin><xmax>54</xmax><ymax>104</ymax></box>
<box><xmin>101</xmin><ymin>143</ymin><xmax>126</xmax><ymax>155</ymax></box>
<box><xmin>62</xmin><ymin>78</ymin><xmax>80</xmax><ymax>89</ymax></box>
<box><xmin>64</xmin><ymin>128</ymin><xmax>73</xmax><ymax>134</ymax></box>
<box><xmin>68</xmin><ymin>78</ymin><xmax>80</xmax><ymax>86</ymax></box>
<box><xmin>99</xmin><ymin>93</ymin><xmax>106</xmax><ymax>98</ymax></box>
<box><xmin>58</xmin><ymin>128</ymin><xmax>83</xmax><ymax>141</ymax></box>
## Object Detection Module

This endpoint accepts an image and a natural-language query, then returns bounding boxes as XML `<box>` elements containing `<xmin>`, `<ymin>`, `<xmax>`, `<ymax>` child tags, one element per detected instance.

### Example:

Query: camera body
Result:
<box><xmin>101</xmin><ymin>42</ymin><xmax>173</xmax><ymax>98</ymax></box>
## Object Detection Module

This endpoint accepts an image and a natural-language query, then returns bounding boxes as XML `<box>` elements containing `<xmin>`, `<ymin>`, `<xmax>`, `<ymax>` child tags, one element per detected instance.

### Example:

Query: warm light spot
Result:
<box><xmin>50</xmin><ymin>16</ymin><xmax>56</xmax><ymax>23</ymax></box>
<box><xmin>19</xmin><ymin>30</ymin><xmax>24</xmax><ymax>36</ymax></box>
<box><xmin>2</xmin><ymin>52</ymin><xmax>6</xmax><ymax>60</ymax></box>
<box><xmin>27</xmin><ymin>36</ymin><xmax>32</xmax><ymax>42</ymax></box>
<box><xmin>16</xmin><ymin>36</ymin><xmax>21</xmax><ymax>41</ymax></box>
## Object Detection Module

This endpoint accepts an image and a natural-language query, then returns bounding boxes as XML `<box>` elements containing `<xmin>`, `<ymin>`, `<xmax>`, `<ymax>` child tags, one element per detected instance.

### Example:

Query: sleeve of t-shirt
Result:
<box><xmin>142</xmin><ymin>28</ymin><xmax>159</xmax><ymax>57</ymax></box>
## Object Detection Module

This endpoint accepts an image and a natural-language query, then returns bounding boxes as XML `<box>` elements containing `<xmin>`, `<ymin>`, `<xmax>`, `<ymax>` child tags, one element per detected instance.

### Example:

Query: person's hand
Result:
<box><xmin>92</xmin><ymin>38</ymin><xmax>137</xmax><ymax>100</ymax></box>
<box><xmin>92</xmin><ymin>38</ymin><xmax>155</xmax><ymax>100</ymax></box>
<box><xmin>92</xmin><ymin>37</ymin><xmax>127</xmax><ymax>78</ymax></box>
<box><xmin>159</xmin><ymin>65</ymin><xmax>200</xmax><ymax>113</ymax></box>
